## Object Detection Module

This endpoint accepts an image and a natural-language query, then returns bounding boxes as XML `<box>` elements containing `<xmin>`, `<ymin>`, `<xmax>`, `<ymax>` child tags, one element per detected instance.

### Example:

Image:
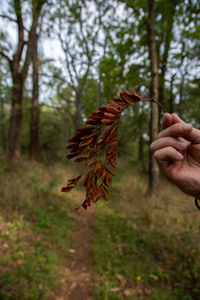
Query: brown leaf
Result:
<box><xmin>104</xmin><ymin>112</ymin><xmax>116</xmax><ymax>119</ymax></box>
<box><xmin>102</xmin><ymin>168</ymin><xmax>107</xmax><ymax>181</ymax></box>
<box><xmin>120</xmin><ymin>90</ymin><xmax>141</xmax><ymax>104</ymax></box>
<box><xmin>86</xmin><ymin>119</ymin><xmax>101</xmax><ymax>125</ymax></box>
<box><xmin>80</xmin><ymin>132</ymin><xmax>97</xmax><ymax>140</ymax></box>
<box><xmin>79</xmin><ymin>137</ymin><xmax>96</xmax><ymax>147</ymax></box>
<box><xmin>89</xmin><ymin>151</ymin><xmax>95</xmax><ymax>159</ymax></box>
<box><xmin>110</xmin><ymin>97</ymin><xmax>126</xmax><ymax>106</ymax></box>
<box><xmin>99</xmin><ymin>106</ymin><xmax>108</xmax><ymax>112</ymax></box>
<box><xmin>61</xmin><ymin>186</ymin><xmax>73</xmax><ymax>192</ymax></box>
<box><xmin>78</xmin><ymin>126</ymin><xmax>94</xmax><ymax>132</ymax></box>
<box><xmin>69</xmin><ymin>133</ymin><xmax>84</xmax><ymax>143</ymax></box>
<box><xmin>101</xmin><ymin>118</ymin><xmax>114</xmax><ymax>125</ymax></box>
<box><xmin>88</xmin><ymin>160</ymin><xmax>95</xmax><ymax>167</ymax></box>
<box><xmin>86</xmin><ymin>173</ymin><xmax>93</xmax><ymax>190</ymax></box>
<box><xmin>74</xmin><ymin>157</ymin><xmax>88</xmax><ymax>162</ymax></box>
<box><xmin>94</xmin><ymin>161</ymin><xmax>102</xmax><ymax>172</ymax></box>
<box><xmin>66</xmin><ymin>153</ymin><xmax>79</xmax><ymax>159</ymax></box>
<box><xmin>82</xmin><ymin>174</ymin><xmax>89</xmax><ymax>186</ymax></box>
<box><xmin>106</xmin><ymin>167</ymin><xmax>116</xmax><ymax>176</ymax></box>
<box><xmin>106</xmin><ymin>104</ymin><xmax>121</xmax><ymax>114</ymax></box>
<box><xmin>66</xmin><ymin>143</ymin><xmax>78</xmax><ymax>149</ymax></box>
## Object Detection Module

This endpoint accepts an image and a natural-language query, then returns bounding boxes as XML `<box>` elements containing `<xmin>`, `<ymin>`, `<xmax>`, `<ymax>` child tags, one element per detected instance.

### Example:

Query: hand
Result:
<box><xmin>150</xmin><ymin>113</ymin><xmax>200</xmax><ymax>197</ymax></box>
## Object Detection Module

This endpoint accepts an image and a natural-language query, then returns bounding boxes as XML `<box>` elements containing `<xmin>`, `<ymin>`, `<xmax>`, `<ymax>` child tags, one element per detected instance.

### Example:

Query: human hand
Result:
<box><xmin>150</xmin><ymin>113</ymin><xmax>200</xmax><ymax>197</ymax></box>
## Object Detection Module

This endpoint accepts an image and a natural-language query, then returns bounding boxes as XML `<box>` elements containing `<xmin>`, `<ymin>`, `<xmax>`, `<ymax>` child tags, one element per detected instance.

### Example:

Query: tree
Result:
<box><xmin>146</xmin><ymin>0</ymin><xmax>159</xmax><ymax>194</ymax></box>
<box><xmin>0</xmin><ymin>0</ymin><xmax>45</xmax><ymax>159</ymax></box>
<box><xmin>51</xmin><ymin>0</ymin><xmax>112</xmax><ymax>131</ymax></box>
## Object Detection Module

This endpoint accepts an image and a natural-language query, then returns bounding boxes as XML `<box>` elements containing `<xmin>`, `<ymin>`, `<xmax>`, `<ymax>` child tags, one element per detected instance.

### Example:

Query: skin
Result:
<box><xmin>150</xmin><ymin>113</ymin><xmax>200</xmax><ymax>197</ymax></box>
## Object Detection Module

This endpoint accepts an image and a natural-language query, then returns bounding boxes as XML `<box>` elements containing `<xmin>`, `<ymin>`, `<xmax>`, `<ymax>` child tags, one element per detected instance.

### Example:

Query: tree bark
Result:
<box><xmin>158</xmin><ymin>0</ymin><xmax>176</xmax><ymax>119</ymax></box>
<box><xmin>74</xmin><ymin>92</ymin><xmax>82</xmax><ymax>131</ymax></box>
<box><xmin>147</xmin><ymin>0</ymin><xmax>160</xmax><ymax>195</ymax></box>
<box><xmin>0</xmin><ymin>96</ymin><xmax>6</xmax><ymax>152</ymax></box>
<box><xmin>169</xmin><ymin>74</ymin><xmax>175</xmax><ymax>114</ymax></box>
<box><xmin>138</xmin><ymin>132</ymin><xmax>144</xmax><ymax>162</ymax></box>
<box><xmin>9</xmin><ymin>74</ymin><xmax>24</xmax><ymax>158</ymax></box>
<box><xmin>30</xmin><ymin>32</ymin><xmax>39</xmax><ymax>160</ymax></box>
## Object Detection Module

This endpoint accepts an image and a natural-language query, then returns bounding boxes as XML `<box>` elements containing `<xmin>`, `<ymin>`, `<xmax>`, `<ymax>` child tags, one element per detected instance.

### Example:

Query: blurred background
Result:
<box><xmin>0</xmin><ymin>0</ymin><xmax>200</xmax><ymax>299</ymax></box>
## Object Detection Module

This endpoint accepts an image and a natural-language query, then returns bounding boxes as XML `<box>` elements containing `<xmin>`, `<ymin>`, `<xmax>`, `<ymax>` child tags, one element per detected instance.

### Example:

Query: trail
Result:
<box><xmin>47</xmin><ymin>206</ymin><xmax>95</xmax><ymax>300</ymax></box>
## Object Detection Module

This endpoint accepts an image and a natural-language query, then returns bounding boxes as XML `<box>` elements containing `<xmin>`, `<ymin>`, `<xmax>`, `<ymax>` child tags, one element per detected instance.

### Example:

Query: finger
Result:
<box><xmin>162</xmin><ymin>113</ymin><xmax>172</xmax><ymax>130</ymax></box>
<box><xmin>150</xmin><ymin>137</ymin><xmax>190</xmax><ymax>153</ymax></box>
<box><xmin>154</xmin><ymin>146</ymin><xmax>183</xmax><ymax>170</ymax></box>
<box><xmin>177</xmin><ymin>137</ymin><xmax>191</xmax><ymax>146</ymax></box>
<box><xmin>157</xmin><ymin>123</ymin><xmax>193</xmax><ymax>141</ymax></box>
<box><xmin>172</xmin><ymin>113</ymin><xmax>184</xmax><ymax>124</ymax></box>
<box><xmin>158</xmin><ymin>122</ymin><xmax>200</xmax><ymax>143</ymax></box>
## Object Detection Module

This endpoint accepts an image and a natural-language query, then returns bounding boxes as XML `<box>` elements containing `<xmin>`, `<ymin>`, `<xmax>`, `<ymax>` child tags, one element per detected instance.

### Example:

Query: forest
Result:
<box><xmin>0</xmin><ymin>0</ymin><xmax>200</xmax><ymax>299</ymax></box>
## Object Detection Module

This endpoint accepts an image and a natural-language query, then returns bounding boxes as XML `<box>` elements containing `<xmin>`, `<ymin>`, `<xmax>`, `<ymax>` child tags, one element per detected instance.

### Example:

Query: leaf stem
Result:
<box><xmin>142</xmin><ymin>98</ymin><xmax>168</xmax><ymax>113</ymax></box>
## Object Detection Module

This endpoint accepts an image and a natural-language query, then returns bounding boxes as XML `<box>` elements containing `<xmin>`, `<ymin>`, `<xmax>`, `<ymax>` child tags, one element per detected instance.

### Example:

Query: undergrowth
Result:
<box><xmin>0</xmin><ymin>157</ymin><xmax>78</xmax><ymax>300</ymax></box>
<box><xmin>93</xmin><ymin>158</ymin><xmax>200</xmax><ymax>300</ymax></box>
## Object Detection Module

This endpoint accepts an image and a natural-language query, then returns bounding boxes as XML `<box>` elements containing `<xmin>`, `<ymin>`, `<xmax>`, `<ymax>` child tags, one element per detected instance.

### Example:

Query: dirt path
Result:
<box><xmin>47</xmin><ymin>206</ymin><xmax>95</xmax><ymax>300</ymax></box>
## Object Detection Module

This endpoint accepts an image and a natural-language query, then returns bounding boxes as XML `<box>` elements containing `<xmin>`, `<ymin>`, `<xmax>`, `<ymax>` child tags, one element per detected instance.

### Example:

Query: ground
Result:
<box><xmin>47</xmin><ymin>207</ymin><xmax>95</xmax><ymax>300</ymax></box>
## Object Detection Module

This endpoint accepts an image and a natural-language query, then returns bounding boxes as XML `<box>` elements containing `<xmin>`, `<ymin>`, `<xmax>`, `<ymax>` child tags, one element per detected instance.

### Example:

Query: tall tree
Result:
<box><xmin>29</xmin><ymin>25</ymin><xmax>39</xmax><ymax>160</ymax></box>
<box><xmin>0</xmin><ymin>0</ymin><xmax>45</xmax><ymax>159</ymax></box>
<box><xmin>147</xmin><ymin>0</ymin><xmax>160</xmax><ymax>194</ymax></box>
<box><xmin>53</xmin><ymin>0</ymin><xmax>108</xmax><ymax>131</ymax></box>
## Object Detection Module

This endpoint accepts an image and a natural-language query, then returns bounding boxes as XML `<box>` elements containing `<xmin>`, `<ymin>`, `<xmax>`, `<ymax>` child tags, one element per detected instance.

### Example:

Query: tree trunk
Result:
<box><xmin>74</xmin><ymin>93</ymin><xmax>82</xmax><ymax>131</ymax></box>
<box><xmin>138</xmin><ymin>132</ymin><xmax>144</xmax><ymax>162</ymax></box>
<box><xmin>158</xmin><ymin>0</ymin><xmax>176</xmax><ymax>123</ymax></box>
<box><xmin>0</xmin><ymin>96</ymin><xmax>6</xmax><ymax>152</ymax></box>
<box><xmin>169</xmin><ymin>74</ymin><xmax>175</xmax><ymax>113</ymax></box>
<box><xmin>147</xmin><ymin>0</ymin><xmax>160</xmax><ymax>195</ymax></box>
<box><xmin>6</xmin><ymin>0</ymin><xmax>45</xmax><ymax>159</ymax></box>
<box><xmin>30</xmin><ymin>33</ymin><xmax>39</xmax><ymax>160</ymax></box>
<box><xmin>9</xmin><ymin>75</ymin><xmax>23</xmax><ymax>159</ymax></box>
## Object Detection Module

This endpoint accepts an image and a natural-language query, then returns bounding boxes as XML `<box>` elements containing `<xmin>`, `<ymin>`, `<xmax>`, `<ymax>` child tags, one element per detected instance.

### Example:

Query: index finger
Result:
<box><xmin>162</xmin><ymin>113</ymin><xmax>172</xmax><ymax>130</ymax></box>
<box><xmin>157</xmin><ymin>123</ymin><xmax>194</xmax><ymax>141</ymax></box>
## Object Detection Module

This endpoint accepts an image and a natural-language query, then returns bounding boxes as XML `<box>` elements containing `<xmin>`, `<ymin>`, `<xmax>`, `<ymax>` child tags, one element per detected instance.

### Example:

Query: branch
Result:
<box><xmin>58</xmin><ymin>17</ymin><xmax>77</xmax><ymax>90</ymax></box>
<box><xmin>0</xmin><ymin>50</ymin><xmax>13</xmax><ymax>72</ymax></box>
<box><xmin>0</xmin><ymin>14</ymin><xmax>17</xmax><ymax>23</ymax></box>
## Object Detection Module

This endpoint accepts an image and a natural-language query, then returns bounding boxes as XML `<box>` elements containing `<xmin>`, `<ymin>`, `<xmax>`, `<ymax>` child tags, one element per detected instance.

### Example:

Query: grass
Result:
<box><xmin>0</xmin><ymin>157</ymin><xmax>81</xmax><ymax>300</ymax></box>
<box><xmin>1</xmin><ymin>154</ymin><xmax>200</xmax><ymax>300</ymax></box>
<box><xmin>93</xmin><ymin>157</ymin><xmax>200</xmax><ymax>300</ymax></box>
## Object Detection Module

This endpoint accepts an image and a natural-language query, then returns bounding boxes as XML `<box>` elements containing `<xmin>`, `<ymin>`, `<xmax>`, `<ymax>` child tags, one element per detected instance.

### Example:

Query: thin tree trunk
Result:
<box><xmin>0</xmin><ymin>96</ymin><xmax>6</xmax><ymax>152</ymax></box>
<box><xmin>138</xmin><ymin>132</ymin><xmax>144</xmax><ymax>162</ymax></box>
<box><xmin>9</xmin><ymin>75</ymin><xmax>24</xmax><ymax>158</ymax></box>
<box><xmin>30</xmin><ymin>33</ymin><xmax>39</xmax><ymax>160</ymax></box>
<box><xmin>147</xmin><ymin>0</ymin><xmax>160</xmax><ymax>195</ymax></box>
<box><xmin>169</xmin><ymin>74</ymin><xmax>175</xmax><ymax>113</ymax></box>
<box><xmin>74</xmin><ymin>93</ymin><xmax>82</xmax><ymax>131</ymax></box>
<box><xmin>158</xmin><ymin>0</ymin><xmax>176</xmax><ymax>123</ymax></box>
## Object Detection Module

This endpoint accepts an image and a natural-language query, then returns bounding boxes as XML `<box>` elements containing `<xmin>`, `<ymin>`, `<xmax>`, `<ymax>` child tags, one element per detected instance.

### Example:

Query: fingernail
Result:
<box><xmin>182</xmin><ymin>124</ymin><xmax>192</xmax><ymax>131</ymax></box>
